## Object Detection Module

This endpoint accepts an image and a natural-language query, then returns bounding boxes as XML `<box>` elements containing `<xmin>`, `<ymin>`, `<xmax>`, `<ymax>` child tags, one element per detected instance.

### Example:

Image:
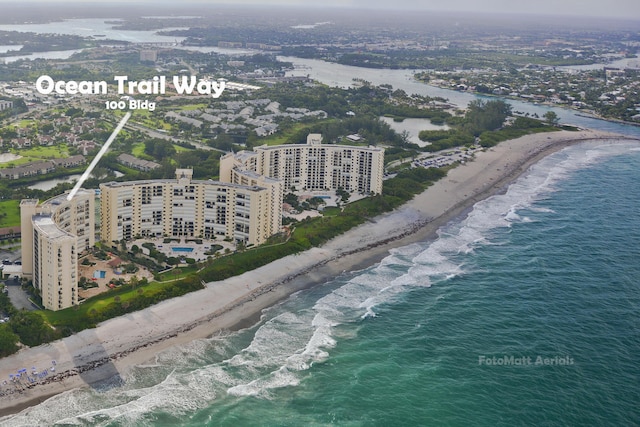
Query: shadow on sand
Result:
<box><xmin>67</xmin><ymin>329</ymin><xmax>123</xmax><ymax>391</ymax></box>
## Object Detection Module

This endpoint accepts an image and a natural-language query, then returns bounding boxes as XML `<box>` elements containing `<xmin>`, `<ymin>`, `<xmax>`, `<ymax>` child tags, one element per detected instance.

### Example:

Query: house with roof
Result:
<box><xmin>117</xmin><ymin>153</ymin><xmax>161</xmax><ymax>172</ymax></box>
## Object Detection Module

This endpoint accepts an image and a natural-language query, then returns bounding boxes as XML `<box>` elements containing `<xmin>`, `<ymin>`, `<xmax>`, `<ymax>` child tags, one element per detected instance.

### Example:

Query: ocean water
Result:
<box><xmin>3</xmin><ymin>140</ymin><xmax>640</xmax><ymax>426</ymax></box>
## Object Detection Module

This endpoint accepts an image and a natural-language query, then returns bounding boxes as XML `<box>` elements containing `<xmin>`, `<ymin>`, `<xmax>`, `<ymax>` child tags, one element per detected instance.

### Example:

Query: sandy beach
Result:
<box><xmin>1</xmin><ymin>129</ymin><xmax>637</xmax><ymax>417</ymax></box>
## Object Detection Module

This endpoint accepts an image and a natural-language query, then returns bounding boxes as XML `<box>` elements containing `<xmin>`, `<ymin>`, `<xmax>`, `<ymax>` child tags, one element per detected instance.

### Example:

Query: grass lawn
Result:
<box><xmin>156</xmin><ymin>264</ymin><xmax>200</xmax><ymax>282</ymax></box>
<box><xmin>144</xmin><ymin>119</ymin><xmax>172</xmax><ymax>131</ymax></box>
<box><xmin>0</xmin><ymin>144</ymin><xmax>71</xmax><ymax>168</ymax></box>
<box><xmin>178</xmin><ymin>103</ymin><xmax>208</xmax><ymax>111</ymax></box>
<box><xmin>128</xmin><ymin>107</ymin><xmax>173</xmax><ymax>131</ymax></box>
<box><xmin>258</xmin><ymin>119</ymin><xmax>339</xmax><ymax>146</ymax></box>
<box><xmin>259</xmin><ymin>123</ymin><xmax>314</xmax><ymax>146</ymax></box>
<box><xmin>156</xmin><ymin>121</ymin><xmax>172</xmax><ymax>131</ymax></box>
<box><xmin>0</xmin><ymin>200</ymin><xmax>20</xmax><ymax>227</ymax></box>
<box><xmin>0</xmin><ymin>156</ymin><xmax>30</xmax><ymax>168</ymax></box>
<box><xmin>132</xmin><ymin>142</ymin><xmax>146</xmax><ymax>157</ymax></box>
<box><xmin>15</xmin><ymin>144</ymin><xmax>69</xmax><ymax>159</ymax></box>
<box><xmin>16</xmin><ymin>119</ymin><xmax>34</xmax><ymax>128</ymax></box>
<box><xmin>132</xmin><ymin>142</ymin><xmax>191</xmax><ymax>157</ymax></box>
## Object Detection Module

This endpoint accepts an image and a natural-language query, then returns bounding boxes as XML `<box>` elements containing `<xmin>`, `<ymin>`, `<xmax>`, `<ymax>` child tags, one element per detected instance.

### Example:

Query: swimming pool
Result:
<box><xmin>171</xmin><ymin>247</ymin><xmax>194</xmax><ymax>253</ymax></box>
<box><xmin>93</xmin><ymin>270</ymin><xmax>106</xmax><ymax>279</ymax></box>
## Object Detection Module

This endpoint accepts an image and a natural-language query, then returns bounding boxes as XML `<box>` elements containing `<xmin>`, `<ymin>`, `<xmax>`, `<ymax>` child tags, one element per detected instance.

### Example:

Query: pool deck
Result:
<box><xmin>78</xmin><ymin>256</ymin><xmax>154</xmax><ymax>299</ymax></box>
<box><xmin>129</xmin><ymin>237</ymin><xmax>236</xmax><ymax>263</ymax></box>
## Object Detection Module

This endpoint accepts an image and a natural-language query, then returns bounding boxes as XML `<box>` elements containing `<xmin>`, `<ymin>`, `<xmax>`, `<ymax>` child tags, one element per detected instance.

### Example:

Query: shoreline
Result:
<box><xmin>419</xmin><ymin>79</ymin><xmax>640</xmax><ymax>129</ymax></box>
<box><xmin>1</xmin><ymin>129</ymin><xmax>639</xmax><ymax>418</ymax></box>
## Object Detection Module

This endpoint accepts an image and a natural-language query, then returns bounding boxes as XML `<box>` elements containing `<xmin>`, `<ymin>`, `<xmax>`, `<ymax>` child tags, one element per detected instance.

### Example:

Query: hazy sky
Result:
<box><xmin>1</xmin><ymin>0</ymin><xmax>639</xmax><ymax>19</ymax></box>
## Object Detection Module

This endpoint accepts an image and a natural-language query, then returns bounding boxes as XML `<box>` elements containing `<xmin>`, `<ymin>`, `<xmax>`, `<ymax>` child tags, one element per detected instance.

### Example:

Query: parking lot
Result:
<box><xmin>0</xmin><ymin>244</ymin><xmax>21</xmax><ymax>264</ymax></box>
<box><xmin>1</xmin><ymin>246</ymin><xmax>35</xmax><ymax>311</ymax></box>
<box><xmin>2</xmin><ymin>277</ymin><xmax>36</xmax><ymax>311</ymax></box>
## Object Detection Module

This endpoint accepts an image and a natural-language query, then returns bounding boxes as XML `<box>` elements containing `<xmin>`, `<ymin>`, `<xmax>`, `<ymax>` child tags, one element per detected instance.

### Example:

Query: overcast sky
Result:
<box><xmin>1</xmin><ymin>0</ymin><xmax>639</xmax><ymax>19</ymax></box>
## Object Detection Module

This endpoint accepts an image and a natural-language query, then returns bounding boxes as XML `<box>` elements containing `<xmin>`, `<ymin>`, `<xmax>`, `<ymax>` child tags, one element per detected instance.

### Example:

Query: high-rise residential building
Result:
<box><xmin>100</xmin><ymin>169</ymin><xmax>282</xmax><ymax>247</ymax></box>
<box><xmin>18</xmin><ymin>134</ymin><xmax>383</xmax><ymax>312</ymax></box>
<box><xmin>220</xmin><ymin>134</ymin><xmax>384</xmax><ymax>195</ymax></box>
<box><xmin>20</xmin><ymin>190</ymin><xmax>95</xmax><ymax>311</ymax></box>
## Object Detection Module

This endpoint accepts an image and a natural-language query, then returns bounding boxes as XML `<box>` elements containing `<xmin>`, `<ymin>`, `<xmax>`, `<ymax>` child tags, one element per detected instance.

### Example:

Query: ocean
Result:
<box><xmin>3</xmin><ymin>140</ymin><xmax>640</xmax><ymax>426</ymax></box>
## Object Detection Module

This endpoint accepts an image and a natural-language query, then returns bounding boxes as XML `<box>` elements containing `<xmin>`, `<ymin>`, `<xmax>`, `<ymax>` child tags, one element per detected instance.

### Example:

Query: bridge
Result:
<box><xmin>132</xmin><ymin>41</ymin><xmax>183</xmax><ymax>47</ymax></box>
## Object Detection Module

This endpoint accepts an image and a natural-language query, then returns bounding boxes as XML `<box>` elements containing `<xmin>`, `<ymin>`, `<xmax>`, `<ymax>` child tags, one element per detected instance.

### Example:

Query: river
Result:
<box><xmin>0</xmin><ymin>18</ymin><xmax>187</xmax><ymax>44</ymax></box>
<box><xmin>1</xmin><ymin>18</ymin><xmax>639</xmax><ymax>138</ymax></box>
<box><xmin>0</xmin><ymin>18</ymin><xmax>188</xmax><ymax>63</ymax></box>
<box><xmin>378</xmin><ymin>116</ymin><xmax>449</xmax><ymax>147</ymax></box>
<box><xmin>0</xmin><ymin>18</ymin><xmax>258</xmax><ymax>63</ymax></box>
<box><xmin>278</xmin><ymin>56</ymin><xmax>640</xmax><ymax>138</ymax></box>
<box><xmin>26</xmin><ymin>170</ymin><xmax>123</xmax><ymax>191</ymax></box>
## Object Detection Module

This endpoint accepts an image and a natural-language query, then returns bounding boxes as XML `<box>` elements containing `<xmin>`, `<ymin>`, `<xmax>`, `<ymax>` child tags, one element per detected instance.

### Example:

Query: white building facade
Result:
<box><xmin>100</xmin><ymin>169</ymin><xmax>282</xmax><ymax>246</ymax></box>
<box><xmin>220</xmin><ymin>134</ymin><xmax>384</xmax><ymax>194</ymax></box>
<box><xmin>20</xmin><ymin>189</ymin><xmax>95</xmax><ymax>311</ymax></box>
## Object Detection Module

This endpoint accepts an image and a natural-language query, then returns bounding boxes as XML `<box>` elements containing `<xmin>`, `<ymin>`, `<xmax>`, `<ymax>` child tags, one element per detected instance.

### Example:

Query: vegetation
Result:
<box><xmin>0</xmin><ymin>32</ymin><xmax>97</xmax><ymax>56</ymax></box>
<box><xmin>9</xmin><ymin>310</ymin><xmax>58</xmax><ymax>347</ymax></box>
<box><xmin>333</xmin><ymin>48</ymin><xmax>598</xmax><ymax>70</ymax></box>
<box><xmin>0</xmin><ymin>200</ymin><xmax>20</xmax><ymax>228</ymax></box>
<box><xmin>0</xmin><ymin>289</ymin><xmax>15</xmax><ymax>317</ymax></box>
<box><xmin>0</xmin><ymin>78</ymin><xmax>454</xmax><ymax>201</ymax></box>
<box><xmin>418</xmin><ymin>100</ymin><xmax>564</xmax><ymax>151</ymax></box>
<box><xmin>41</xmin><ymin>277</ymin><xmax>204</xmax><ymax>334</ymax></box>
<box><xmin>477</xmin><ymin>117</ymin><xmax>560</xmax><ymax>148</ymax></box>
<box><xmin>0</xmin><ymin>324</ymin><xmax>20</xmax><ymax>357</ymax></box>
<box><xmin>0</xmin><ymin>144</ymin><xmax>71</xmax><ymax>169</ymax></box>
<box><xmin>463</xmin><ymin>100</ymin><xmax>512</xmax><ymax>136</ymax></box>
<box><xmin>0</xmin><ymin>289</ymin><xmax>61</xmax><ymax>356</ymax></box>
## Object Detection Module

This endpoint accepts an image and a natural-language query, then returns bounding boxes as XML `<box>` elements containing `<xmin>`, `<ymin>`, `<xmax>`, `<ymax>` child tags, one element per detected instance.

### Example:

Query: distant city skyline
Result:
<box><xmin>0</xmin><ymin>0</ymin><xmax>639</xmax><ymax>19</ymax></box>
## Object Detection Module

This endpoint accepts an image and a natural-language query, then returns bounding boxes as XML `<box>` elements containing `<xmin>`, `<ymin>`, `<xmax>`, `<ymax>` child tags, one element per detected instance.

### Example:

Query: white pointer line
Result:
<box><xmin>67</xmin><ymin>111</ymin><xmax>132</xmax><ymax>201</ymax></box>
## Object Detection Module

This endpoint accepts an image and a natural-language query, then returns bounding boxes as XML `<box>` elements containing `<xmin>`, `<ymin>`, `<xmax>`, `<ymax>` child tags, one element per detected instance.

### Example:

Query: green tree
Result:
<box><xmin>336</xmin><ymin>187</ymin><xmax>350</xmax><ymax>203</ymax></box>
<box><xmin>464</xmin><ymin>99</ymin><xmax>512</xmax><ymax>136</ymax></box>
<box><xmin>144</xmin><ymin>138</ymin><xmax>176</xmax><ymax>160</ymax></box>
<box><xmin>284</xmin><ymin>193</ymin><xmax>300</xmax><ymax>209</ymax></box>
<box><xmin>10</xmin><ymin>310</ymin><xmax>58</xmax><ymax>347</ymax></box>
<box><xmin>543</xmin><ymin>111</ymin><xmax>560</xmax><ymax>125</ymax></box>
<box><xmin>0</xmin><ymin>291</ymin><xmax>16</xmax><ymax>317</ymax></box>
<box><xmin>0</xmin><ymin>324</ymin><xmax>20</xmax><ymax>357</ymax></box>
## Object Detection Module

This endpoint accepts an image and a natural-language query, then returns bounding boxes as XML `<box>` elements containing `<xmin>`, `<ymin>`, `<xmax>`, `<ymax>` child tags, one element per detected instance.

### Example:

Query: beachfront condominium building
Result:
<box><xmin>219</xmin><ymin>134</ymin><xmax>385</xmax><ymax>195</ymax></box>
<box><xmin>100</xmin><ymin>169</ymin><xmax>282</xmax><ymax>247</ymax></box>
<box><xmin>20</xmin><ymin>190</ymin><xmax>95</xmax><ymax>311</ymax></box>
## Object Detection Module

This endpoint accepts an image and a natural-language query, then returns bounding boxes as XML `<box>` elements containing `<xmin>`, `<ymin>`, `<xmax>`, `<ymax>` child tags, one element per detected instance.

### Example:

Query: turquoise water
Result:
<box><xmin>171</xmin><ymin>247</ymin><xmax>194</xmax><ymax>253</ymax></box>
<box><xmin>2</xmin><ymin>140</ymin><xmax>640</xmax><ymax>426</ymax></box>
